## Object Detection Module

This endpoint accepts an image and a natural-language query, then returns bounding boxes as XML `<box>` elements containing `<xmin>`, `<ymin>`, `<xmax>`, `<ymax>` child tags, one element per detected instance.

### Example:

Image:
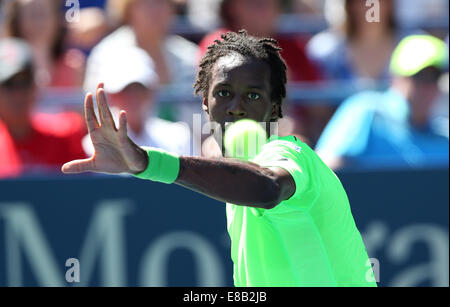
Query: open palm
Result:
<box><xmin>62</xmin><ymin>84</ymin><xmax>148</xmax><ymax>175</ymax></box>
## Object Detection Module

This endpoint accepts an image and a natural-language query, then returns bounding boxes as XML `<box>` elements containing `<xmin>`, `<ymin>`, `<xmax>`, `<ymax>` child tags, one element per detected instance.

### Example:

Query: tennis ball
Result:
<box><xmin>224</xmin><ymin>119</ymin><xmax>268</xmax><ymax>160</ymax></box>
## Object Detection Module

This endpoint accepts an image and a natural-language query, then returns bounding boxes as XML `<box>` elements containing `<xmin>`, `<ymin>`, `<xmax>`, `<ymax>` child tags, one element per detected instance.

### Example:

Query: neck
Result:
<box><xmin>391</xmin><ymin>79</ymin><xmax>410</xmax><ymax>98</ymax></box>
<box><xmin>135</xmin><ymin>29</ymin><xmax>165</xmax><ymax>51</ymax></box>
<box><xmin>3</xmin><ymin>119</ymin><xmax>32</xmax><ymax>140</ymax></box>
<box><xmin>409</xmin><ymin>111</ymin><xmax>429</xmax><ymax>129</ymax></box>
<box><xmin>391</xmin><ymin>83</ymin><xmax>430</xmax><ymax>130</ymax></box>
<box><xmin>29</xmin><ymin>40</ymin><xmax>54</xmax><ymax>59</ymax></box>
<box><xmin>353</xmin><ymin>26</ymin><xmax>392</xmax><ymax>45</ymax></box>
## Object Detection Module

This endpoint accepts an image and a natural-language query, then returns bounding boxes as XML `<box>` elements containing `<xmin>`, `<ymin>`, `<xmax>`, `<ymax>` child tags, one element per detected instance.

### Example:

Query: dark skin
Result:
<box><xmin>62</xmin><ymin>53</ymin><xmax>296</xmax><ymax>209</ymax></box>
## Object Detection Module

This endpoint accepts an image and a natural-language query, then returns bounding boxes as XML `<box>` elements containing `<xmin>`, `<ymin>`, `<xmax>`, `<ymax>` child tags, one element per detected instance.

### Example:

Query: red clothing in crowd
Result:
<box><xmin>197</xmin><ymin>29</ymin><xmax>322</xmax><ymax>82</ymax></box>
<box><xmin>0</xmin><ymin>112</ymin><xmax>87</xmax><ymax>178</ymax></box>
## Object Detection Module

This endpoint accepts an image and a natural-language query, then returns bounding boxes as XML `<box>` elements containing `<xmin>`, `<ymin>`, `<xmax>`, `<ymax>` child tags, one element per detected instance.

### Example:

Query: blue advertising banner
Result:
<box><xmin>0</xmin><ymin>169</ymin><xmax>448</xmax><ymax>287</ymax></box>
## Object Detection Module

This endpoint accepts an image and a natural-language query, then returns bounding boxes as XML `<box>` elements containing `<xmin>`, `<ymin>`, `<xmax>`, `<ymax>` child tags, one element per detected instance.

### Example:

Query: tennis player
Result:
<box><xmin>63</xmin><ymin>31</ymin><xmax>377</xmax><ymax>287</ymax></box>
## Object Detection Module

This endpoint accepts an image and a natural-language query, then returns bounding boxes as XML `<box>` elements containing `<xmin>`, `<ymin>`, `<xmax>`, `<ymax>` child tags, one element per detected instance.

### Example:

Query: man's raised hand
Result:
<box><xmin>62</xmin><ymin>84</ymin><xmax>148</xmax><ymax>175</ymax></box>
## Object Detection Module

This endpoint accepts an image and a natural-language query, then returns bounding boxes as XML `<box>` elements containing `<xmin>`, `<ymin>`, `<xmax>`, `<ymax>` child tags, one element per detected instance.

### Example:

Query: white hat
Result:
<box><xmin>91</xmin><ymin>46</ymin><xmax>159</xmax><ymax>94</ymax></box>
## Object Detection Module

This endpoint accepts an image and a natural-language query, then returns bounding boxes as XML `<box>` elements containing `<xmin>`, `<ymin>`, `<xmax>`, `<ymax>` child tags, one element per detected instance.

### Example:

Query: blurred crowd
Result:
<box><xmin>0</xmin><ymin>0</ymin><xmax>448</xmax><ymax>178</ymax></box>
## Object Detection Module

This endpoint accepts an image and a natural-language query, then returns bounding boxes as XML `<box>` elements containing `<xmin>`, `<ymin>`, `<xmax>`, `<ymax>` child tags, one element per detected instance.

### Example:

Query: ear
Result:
<box><xmin>270</xmin><ymin>103</ymin><xmax>279</xmax><ymax>121</ymax></box>
<box><xmin>202</xmin><ymin>97</ymin><xmax>209</xmax><ymax>114</ymax></box>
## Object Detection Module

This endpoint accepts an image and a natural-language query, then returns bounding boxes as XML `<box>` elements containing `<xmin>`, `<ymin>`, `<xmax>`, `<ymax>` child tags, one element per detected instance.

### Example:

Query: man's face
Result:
<box><xmin>408</xmin><ymin>67</ymin><xmax>442</xmax><ymax>122</ymax></box>
<box><xmin>0</xmin><ymin>70</ymin><xmax>36</xmax><ymax>125</ymax></box>
<box><xmin>203</xmin><ymin>53</ymin><xmax>278</xmax><ymax>144</ymax></box>
<box><xmin>109</xmin><ymin>83</ymin><xmax>153</xmax><ymax>129</ymax></box>
<box><xmin>129</xmin><ymin>0</ymin><xmax>174</xmax><ymax>38</ymax></box>
<box><xmin>18</xmin><ymin>0</ymin><xmax>58</xmax><ymax>45</ymax></box>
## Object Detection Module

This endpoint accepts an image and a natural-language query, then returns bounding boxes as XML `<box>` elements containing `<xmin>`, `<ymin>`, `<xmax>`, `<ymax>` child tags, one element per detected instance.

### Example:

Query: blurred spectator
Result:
<box><xmin>186</xmin><ymin>0</ymin><xmax>222</xmax><ymax>31</ymax></box>
<box><xmin>67</xmin><ymin>7</ymin><xmax>110</xmax><ymax>56</ymax></box>
<box><xmin>292</xmin><ymin>0</ymin><xmax>325</xmax><ymax>16</ymax></box>
<box><xmin>3</xmin><ymin>0</ymin><xmax>85</xmax><ymax>88</ymax></box>
<box><xmin>0</xmin><ymin>0</ymin><xmax>5</xmax><ymax>38</ymax></box>
<box><xmin>172</xmin><ymin>0</ymin><xmax>188</xmax><ymax>15</ymax></box>
<box><xmin>85</xmin><ymin>0</ymin><xmax>197</xmax><ymax>92</ymax></box>
<box><xmin>83</xmin><ymin>46</ymin><xmax>191</xmax><ymax>156</ymax></box>
<box><xmin>198</xmin><ymin>0</ymin><xmax>321</xmax><ymax>83</ymax></box>
<box><xmin>84</xmin><ymin>0</ymin><xmax>198</xmax><ymax>127</ymax></box>
<box><xmin>0</xmin><ymin>38</ymin><xmax>87</xmax><ymax>178</ymax></box>
<box><xmin>396</xmin><ymin>0</ymin><xmax>448</xmax><ymax>32</ymax></box>
<box><xmin>316</xmin><ymin>35</ymin><xmax>449</xmax><ymax>170</ymax></box>
<box><xmin>307</xmin><ymin>0</ymin><xmax>408</xmax><ymax>81</ymax></box>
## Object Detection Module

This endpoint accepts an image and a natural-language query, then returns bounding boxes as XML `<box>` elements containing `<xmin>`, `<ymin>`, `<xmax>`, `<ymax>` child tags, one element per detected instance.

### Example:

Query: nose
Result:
<box><xmin>227</xmin><ymin>98</ymin><xmax>247</xmax><ymax>119</ymax></box>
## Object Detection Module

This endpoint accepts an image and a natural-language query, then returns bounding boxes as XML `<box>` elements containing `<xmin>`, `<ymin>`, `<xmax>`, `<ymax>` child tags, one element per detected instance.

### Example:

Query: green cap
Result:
<box><xmin>390</xmin><ymin>35</ymin><xmax>448</xmax><ymax>77</ymax></box>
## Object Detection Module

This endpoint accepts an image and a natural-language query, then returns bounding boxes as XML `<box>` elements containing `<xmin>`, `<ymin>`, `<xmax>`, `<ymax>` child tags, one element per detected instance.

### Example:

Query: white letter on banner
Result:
<box><xmin>387</xmin><ymin>225</ymin><xmax>449</xmax><ymax>287</ymax></box>
<box><xmin>366</xmin><ymin>0</ymin><xmax>380</xmax><ymax>23</ymax></box>
<box><xmin>0</xmin><ymin>200</ymin><xmax>131</xmax><ymax>286</ymax></box>
<box><xmin>65</xmin><ymin>0</ymin><xmax>80</xmax><ymax>23</ymax></box>
<box><xmin>65</xmin><ymin>258</ymin><xmax>80</xmax><ymax>283</ymax></box>
<box><xmin>76</xmin><ymin>200</ymin><xmax>131</xmax><ymax>286</ymax></box>
<box><xmin>139</xmin><ymin>231</ymin><xmax>225</xmax><ymax>286</ymax></box>
<box><xmin>0</xmin><ymin>203</ymin><xmax>64</xmax><ymax>286</ymax></box>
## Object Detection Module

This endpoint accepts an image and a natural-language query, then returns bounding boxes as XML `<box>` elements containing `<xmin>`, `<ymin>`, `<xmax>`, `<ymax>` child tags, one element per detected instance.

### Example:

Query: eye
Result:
<box><xmin>248</xmin><ymin>92</ymin><xmax>261</xmax><ymax>100</ymax></box>
<box><xmin>218</xmin><ymin>90</ymin><xmax>231</xmax><ymax>97</ymax></box>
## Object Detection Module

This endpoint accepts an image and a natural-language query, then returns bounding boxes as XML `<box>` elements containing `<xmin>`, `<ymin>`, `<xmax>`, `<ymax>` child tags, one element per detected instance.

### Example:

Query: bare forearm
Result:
<box><xmin>175</xmin><ymin>156</ymin><xmax>284</xmax><ymax>209</ymax></box>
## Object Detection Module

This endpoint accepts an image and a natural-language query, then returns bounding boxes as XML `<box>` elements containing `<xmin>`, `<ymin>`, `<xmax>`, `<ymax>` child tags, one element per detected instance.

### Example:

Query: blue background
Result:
<box><xmin>0</xmin><ymin>168</ymin><xmax>448</xmax><ymax>287</ymax></box>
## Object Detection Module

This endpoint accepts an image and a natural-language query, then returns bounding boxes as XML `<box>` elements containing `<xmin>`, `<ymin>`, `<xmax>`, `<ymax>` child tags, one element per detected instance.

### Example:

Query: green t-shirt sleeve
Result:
<box><xmin>252</xmin><ymin>137</ymin><xmax>312</xmax><ymax>213</ymax></box>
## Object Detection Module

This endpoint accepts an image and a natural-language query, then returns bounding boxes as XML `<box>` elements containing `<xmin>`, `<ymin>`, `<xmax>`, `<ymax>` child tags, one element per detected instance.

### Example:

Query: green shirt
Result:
<box><xmin>226</xmin><ymin>135</ymin><xmax>377</xmax><ymax>287</ymax></box>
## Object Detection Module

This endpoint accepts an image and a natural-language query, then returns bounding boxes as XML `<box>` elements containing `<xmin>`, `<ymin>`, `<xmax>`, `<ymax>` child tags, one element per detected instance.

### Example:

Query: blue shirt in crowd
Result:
<box><xmin>316</xmin><ymin>89</ymin><xmax>449</xmax><ymax>169</ymax></box>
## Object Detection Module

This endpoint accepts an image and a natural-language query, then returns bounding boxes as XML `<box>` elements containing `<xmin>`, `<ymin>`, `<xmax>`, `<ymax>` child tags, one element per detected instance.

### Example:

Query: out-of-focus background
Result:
<box><xmin>0</xmin><ymin>0</ymin><xmax>448</xmax><ymax>287</ymax></box>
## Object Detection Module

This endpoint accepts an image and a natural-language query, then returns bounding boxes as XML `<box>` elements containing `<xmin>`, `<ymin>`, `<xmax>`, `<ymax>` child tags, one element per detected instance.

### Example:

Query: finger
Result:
<box><xmin>118</xmin><ymin>110</ymin><xmax>128</xmax><ymax>140</ymax></box>
<box><xmin>97</xmin><ymin>83</ymin><xmax>104</xmax><ymax>90</ymax></box>
<box><xmin>61</xmin><ymin>158</ymin><xmax>96</xmax><ymax>174</ymax></box>
<box><xmin>96</xmin><ymin>87</ymin><xmax>116</xmax><ymax>129</ymax></box>
<box><xmin>84</xmin><ymin>93</ymin><xmax>99</xmax><ymax>133</ymax></box>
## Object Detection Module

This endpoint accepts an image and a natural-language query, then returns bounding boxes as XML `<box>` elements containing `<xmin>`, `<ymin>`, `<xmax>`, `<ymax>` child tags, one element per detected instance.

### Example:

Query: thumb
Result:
<box><xmin>62</xmin><ymin>158</ymin><xmax>96</xmax><ymax>174</ymax></box>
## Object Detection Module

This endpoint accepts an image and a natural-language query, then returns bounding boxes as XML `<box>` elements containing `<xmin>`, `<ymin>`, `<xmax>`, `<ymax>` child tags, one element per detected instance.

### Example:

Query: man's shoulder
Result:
<box><xmin>344</xmin><ymin>90</ymin><xmax>385</xmax><ymax>107</ymax></box>
<box><xmin>331</xmin><ymin>90</ymin><xmax>386</xmax><ymax>124</ymax></box>
<box><xmin>265</xmin><ymin>135</ymin><xmax>308</xmax><ymax>155</ymax></box>
<box><xmin>253</xmin><ymin>135</ymin><xmax>316</xmax><ymax>168</ymax></box>
<box><xmin>263</xmin><ymin>135</ymin><xmax>336</xmax><ymax>174</ymax></box>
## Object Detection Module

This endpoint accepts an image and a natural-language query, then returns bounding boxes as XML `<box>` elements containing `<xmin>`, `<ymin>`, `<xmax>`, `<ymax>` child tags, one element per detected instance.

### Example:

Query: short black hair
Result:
<box><xmin>194</xmin><ymin>30</ymin><xmax>287</xmax><ymax>118</ymax></box>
